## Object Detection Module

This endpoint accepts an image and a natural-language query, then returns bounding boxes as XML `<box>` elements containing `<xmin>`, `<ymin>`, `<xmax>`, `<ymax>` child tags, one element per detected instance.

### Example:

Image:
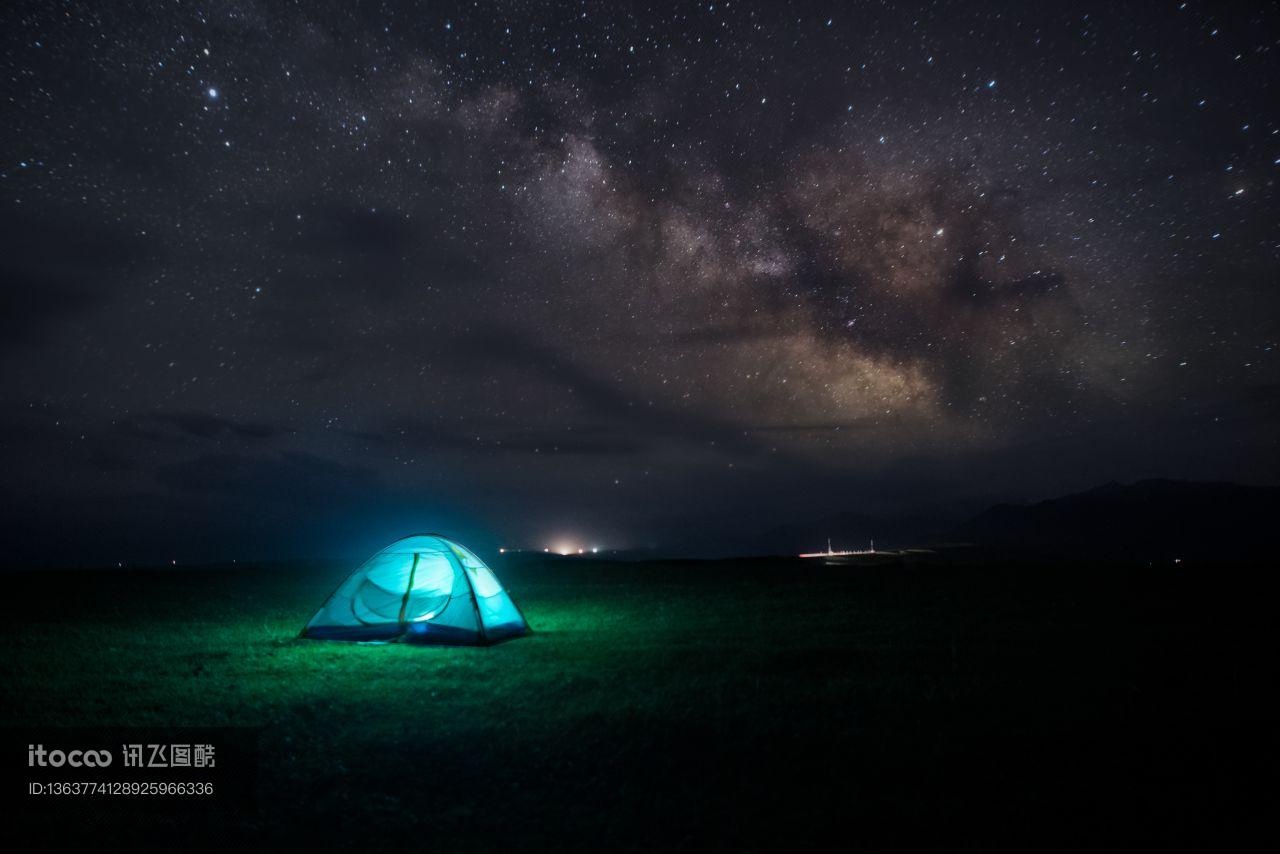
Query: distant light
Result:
<box><xmin>498</xmin><ymin>547</ymin><xmax>505</xmax><ymax>553</ymax></box>
<box><xmin>207</xmin><ymin>87</ymin><xmax>218</xmax><ymax>99</ymax></box>
<box><xmin>986</xmin><ymin>79</ymin><xmax>996</xmax><ymax>88</ymax></box>
<box><xmin>543</xmin><ymin>547</ymin><xmax>549</xmax><ymax>553</ymax></box>
<box><xmin>577</xmin><ymin>548</ymin><xmax>584</xmax><ymax>554</ymax></box>
<box><xmin>592</xmin><ymin>547</ymin><xmax>599</xmax><ymax>554</ymax></box>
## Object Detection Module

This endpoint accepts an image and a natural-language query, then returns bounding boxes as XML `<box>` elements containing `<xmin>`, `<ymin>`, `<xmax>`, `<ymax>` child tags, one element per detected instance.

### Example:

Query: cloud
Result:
<box><xmin>379</xmin><ymin>418</ymin><xmax>647</xmax><ymax>457</ymax></box>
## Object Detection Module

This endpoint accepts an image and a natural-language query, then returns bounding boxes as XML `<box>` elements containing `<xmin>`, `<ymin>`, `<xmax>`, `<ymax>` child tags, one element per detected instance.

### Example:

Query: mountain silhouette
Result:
<box><xmin>954</xmin><ymin>479</ymin><xmax>1279</xmax><ymax>561</ymax></box>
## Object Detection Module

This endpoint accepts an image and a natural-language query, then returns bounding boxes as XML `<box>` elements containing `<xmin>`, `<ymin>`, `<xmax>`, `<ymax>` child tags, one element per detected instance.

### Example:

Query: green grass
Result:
<box><xmin>1</xmin><ymin>557</ymin><xmax>1270</xmax><ymax>851</ymax></box>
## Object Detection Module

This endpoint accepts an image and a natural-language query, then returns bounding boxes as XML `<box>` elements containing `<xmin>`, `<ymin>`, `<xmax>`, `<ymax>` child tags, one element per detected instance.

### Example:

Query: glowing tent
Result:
<box><xmin>301</xmin><ymin>534</ymin><xmax>528</xmax><ymax>644</ymax></box>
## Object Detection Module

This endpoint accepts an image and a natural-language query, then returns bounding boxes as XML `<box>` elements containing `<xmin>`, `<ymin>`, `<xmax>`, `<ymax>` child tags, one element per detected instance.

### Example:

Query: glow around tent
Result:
<box><xmin>302</xmin><ymin>534</ymin><xmax>528</xmax><ymax>645</ymax></box>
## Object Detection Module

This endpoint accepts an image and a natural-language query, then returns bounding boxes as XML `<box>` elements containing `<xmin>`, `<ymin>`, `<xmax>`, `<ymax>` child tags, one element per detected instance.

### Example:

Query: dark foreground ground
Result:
<box><xmin>1</xmin><ymin>555</ymin><xmax>1271</xmax><ymax>851</ymax></box>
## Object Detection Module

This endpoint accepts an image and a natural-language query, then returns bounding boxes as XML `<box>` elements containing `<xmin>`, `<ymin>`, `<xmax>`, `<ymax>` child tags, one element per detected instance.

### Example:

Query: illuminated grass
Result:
<box><xmin>1</xmin><ymin>559</ymin><xmax>1264</xmax><ymax>850</ymax></box>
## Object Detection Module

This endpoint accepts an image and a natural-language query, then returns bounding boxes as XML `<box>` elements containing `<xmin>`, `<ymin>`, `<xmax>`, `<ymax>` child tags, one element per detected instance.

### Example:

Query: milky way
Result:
<box><xmin>2</xmin><ymin>1</ymin><xmax>1277</xmax><ymax>561</ymax></box>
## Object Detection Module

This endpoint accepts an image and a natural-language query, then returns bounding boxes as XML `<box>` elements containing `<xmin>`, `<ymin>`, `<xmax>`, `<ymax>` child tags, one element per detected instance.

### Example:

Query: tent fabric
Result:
<box><xmin>301</xmin><ymin>535</ymin><xmax>529</xmax><ymax>645</ymax></box>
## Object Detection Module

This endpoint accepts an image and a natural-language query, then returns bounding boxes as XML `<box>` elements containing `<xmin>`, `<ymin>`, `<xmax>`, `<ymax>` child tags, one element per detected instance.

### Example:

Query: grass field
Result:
<box><xmin>2</xmin><ymin>556</ymin><xmax>1270</xmax><ymax>850</ymax></box>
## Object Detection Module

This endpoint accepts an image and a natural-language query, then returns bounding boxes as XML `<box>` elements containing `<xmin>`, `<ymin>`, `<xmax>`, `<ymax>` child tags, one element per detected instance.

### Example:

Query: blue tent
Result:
<box><xmin>301</xmin><ymin>535</ymin><xmax>528</xmax><ymax>645</ymax></box>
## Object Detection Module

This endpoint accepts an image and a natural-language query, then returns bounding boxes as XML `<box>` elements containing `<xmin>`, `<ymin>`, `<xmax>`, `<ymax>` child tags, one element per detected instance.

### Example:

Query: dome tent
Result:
<box><xmin>301</xmin><ymin>535</ymin><xmax>528</xmax><ymax>645</ymax></box>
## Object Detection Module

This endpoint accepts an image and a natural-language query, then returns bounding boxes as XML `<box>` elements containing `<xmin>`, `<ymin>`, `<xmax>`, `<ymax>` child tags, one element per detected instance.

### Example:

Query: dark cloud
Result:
<box><xmin>447</xmin><ymin>325</ymin><xmax>763</xmax><ymax>456</ymax></box>
<box><xmin>384</xmin><ymin>418</ymin><xmax>647</xmax><ymax>457</ymax></box>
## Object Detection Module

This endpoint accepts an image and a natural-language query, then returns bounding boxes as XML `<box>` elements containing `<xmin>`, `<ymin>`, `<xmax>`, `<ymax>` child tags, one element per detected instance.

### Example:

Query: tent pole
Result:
<box><xmin>396</xmin><ymin>552</ymin><xmax>421</xmax><ymax>626</ymax></box>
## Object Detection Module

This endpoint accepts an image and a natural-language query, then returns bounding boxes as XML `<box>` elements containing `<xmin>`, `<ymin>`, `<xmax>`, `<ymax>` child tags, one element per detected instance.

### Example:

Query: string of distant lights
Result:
<box><xmin>498</xmin><ymin>545</ymin><xmax>602</xmax><ymax>556</ymax></box>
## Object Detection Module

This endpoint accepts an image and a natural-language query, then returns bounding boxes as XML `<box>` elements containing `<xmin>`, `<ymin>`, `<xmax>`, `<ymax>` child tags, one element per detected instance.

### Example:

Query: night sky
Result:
<box><xmin>3</xmin><ymin>1</ymin><xmax>1278</xmax><ymax>564</ymax></box>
